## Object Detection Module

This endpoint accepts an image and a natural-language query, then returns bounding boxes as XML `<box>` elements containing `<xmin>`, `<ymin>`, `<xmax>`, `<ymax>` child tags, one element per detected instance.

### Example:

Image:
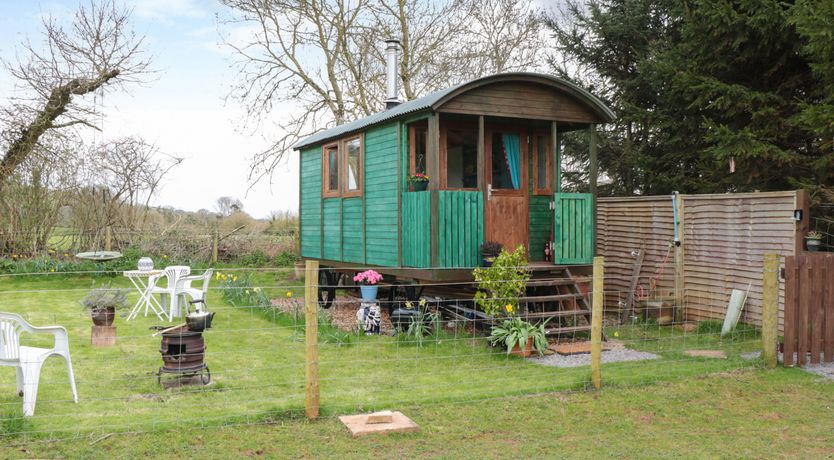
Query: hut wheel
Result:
<box><xmin>317</xmin><ymin>270</ymin><xmax>337</xmax><ymax>309</ymax></box>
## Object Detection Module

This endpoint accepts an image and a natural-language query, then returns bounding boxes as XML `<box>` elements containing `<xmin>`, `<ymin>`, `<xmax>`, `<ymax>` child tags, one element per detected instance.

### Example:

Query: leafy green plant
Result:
<box><xmin>0</xmin><ymin>410</ymin><xmax>28</xmax><ymax>438</ymax></box>
<box><xmin>488</xmin><ymin>316</ymin><xmax>549</xmax><ymax>356</ymax></box>
<box><xmin>473</xmin><ymin>245</ymin><xmax>530</xmax><ymax>317</ymax></box>
<box><xmin>399</xmin><ymin>310</ymin><xmax>439</xmax><ymax>347</ymax></box>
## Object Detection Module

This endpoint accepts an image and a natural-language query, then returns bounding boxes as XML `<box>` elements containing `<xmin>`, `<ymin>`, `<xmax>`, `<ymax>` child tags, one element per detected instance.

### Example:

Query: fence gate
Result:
<box><xmin>783</xmin><ymin>254</ymin><xmax>834</xmax><ymax>366</ymax></box>
<box><xmin>553</xmin><ymin>193</ymin><xmax>594</xmax><ymax>265</ymax></box>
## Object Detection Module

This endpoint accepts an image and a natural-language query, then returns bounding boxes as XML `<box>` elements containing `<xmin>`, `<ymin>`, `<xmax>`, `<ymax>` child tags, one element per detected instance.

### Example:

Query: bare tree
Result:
<box><xmin>220</xmin><ymin>0</ymin><xmax>545</xmax><ymax>185</ymax></box>
<box><xmin>0</xmin><ymin>0</ymin><xmax>150</xmax><ymax>188</ymax></box>
<box><xmin>216</xmin><ymin>196</ymin><xmax>244</xmax><ymax>217</ymax></box>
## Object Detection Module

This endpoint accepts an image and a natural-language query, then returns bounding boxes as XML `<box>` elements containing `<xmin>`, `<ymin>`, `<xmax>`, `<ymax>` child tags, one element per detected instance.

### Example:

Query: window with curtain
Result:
<box><xmin>343</xmin><ymin>137</ymin><xmax>361</xmax><ymax>195</ymax></box>
<box><xmin>491</xmin><ymin>132</ymin><xmax>521</xmax><ymax>190</ymax></box>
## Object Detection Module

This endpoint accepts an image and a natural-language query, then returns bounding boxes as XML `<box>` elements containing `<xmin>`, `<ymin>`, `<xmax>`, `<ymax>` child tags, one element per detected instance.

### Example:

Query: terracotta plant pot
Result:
<box><xmin>510</xmin><ymin>338</ymin><xmax>534</xmax><ymax>357</ymax></box>
<box><xmin>91</xmin><ymin>307</ymin><xmax>116</xmax><ymax>326</ymax></box>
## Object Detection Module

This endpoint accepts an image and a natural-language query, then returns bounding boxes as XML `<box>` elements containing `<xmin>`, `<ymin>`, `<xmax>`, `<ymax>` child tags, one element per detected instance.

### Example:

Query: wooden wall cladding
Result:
<box><xmin>598</xmin><ymin>191</ymin><xmax>806</xmax><ymax>332</ymax></box>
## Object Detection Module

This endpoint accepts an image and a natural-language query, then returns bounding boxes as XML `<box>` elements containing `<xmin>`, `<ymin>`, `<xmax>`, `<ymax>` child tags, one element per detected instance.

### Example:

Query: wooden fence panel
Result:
<box><xmin>784</xmin><ymin>254</ymin><xmax>834</xmax><ymax>366</ymax></box>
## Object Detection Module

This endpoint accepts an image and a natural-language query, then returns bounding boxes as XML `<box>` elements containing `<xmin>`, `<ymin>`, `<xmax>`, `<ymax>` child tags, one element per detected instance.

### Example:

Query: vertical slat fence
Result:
<box><xmin>783</xmin><ymin>253</ymin><xmax>834</xmax><ymax>366</ymax></box>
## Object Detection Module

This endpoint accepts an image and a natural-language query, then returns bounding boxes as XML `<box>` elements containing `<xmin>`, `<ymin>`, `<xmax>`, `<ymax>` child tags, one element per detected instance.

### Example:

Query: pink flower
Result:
<box><xmin>353</xmin><ymin>269</ymin><xmax>383</xmax><ymax>285</ymax></box>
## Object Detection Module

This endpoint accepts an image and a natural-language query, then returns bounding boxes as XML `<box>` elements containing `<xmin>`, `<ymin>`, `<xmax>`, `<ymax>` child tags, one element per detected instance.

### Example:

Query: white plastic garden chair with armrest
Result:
<box><xmin>148</xmin><ymin>265</ymin><xmax>191</xmax><ymax>321</ymax></box>
<box><xmin>0</xmin><ymin>312</ymin><xmax>78</xmax><ymax>417</ymax></box>
<box><xmin>175</xmin><ymin>268</ymin><xmax>214</xmax><ymax>314</ymax></box>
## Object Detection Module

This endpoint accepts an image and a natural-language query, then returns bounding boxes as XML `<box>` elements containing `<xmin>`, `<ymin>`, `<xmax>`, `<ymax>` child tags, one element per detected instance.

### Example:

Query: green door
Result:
<box><xmin>553</xmin><ymin>193</ymin><xmax>594</xmax><ymax>264</ymax></box>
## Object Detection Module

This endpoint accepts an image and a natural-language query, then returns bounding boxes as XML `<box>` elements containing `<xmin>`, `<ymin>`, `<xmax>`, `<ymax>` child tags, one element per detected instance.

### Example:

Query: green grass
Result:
<box><xmin>0</xmin><ymin>271</ymin><xmax>767</xmax><ymax>443</ymax></box>
<box><xmin>0</xmin><ymin>369</ymin><xmax>832</xmax><ymax>458</ymax></box>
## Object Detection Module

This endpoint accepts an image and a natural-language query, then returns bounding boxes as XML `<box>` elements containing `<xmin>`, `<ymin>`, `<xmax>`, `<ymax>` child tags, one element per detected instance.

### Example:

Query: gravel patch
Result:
<box><xmin>741</xmin><ymin>351</ymin><xmax>761</xmax><ymax>360</ymax></box>
<box><xmin>531</xmin><ymin>345</ymin><xmax>660</xmax><ymax>368</ymax></box>
<box><xmin>801</xmin><ymin>362</ymin><xmax>834</xmax><ymax>380</ymax></box>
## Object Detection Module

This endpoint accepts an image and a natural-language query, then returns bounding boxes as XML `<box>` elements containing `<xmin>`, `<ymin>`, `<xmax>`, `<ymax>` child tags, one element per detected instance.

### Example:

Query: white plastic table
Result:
<box><xmin>123</xmin><ymin>270</ymin><xmax>166</xmax><ymax>321</ymax></box>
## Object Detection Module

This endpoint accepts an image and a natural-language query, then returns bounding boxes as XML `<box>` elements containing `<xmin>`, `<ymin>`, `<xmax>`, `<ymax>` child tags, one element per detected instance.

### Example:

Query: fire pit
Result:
<box><xmin>156</xmin><ymin>325</ymin><xmax>210</xmax><ymax>385</ymax></box>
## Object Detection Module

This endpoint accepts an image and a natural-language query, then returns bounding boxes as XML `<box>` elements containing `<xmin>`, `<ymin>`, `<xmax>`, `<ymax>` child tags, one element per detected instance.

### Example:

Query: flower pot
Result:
<box><xmin>806</xmin><ymin>238</ymin><xmax>821</xmax><ymax>252</ymax></box>
<box><xmin>510</xmin><ymin>338</ymin><xmax>533</xmax><ymax>357</ymax></box>
<box><xmin>294</xmin><ymin>262</ymin><xmax>305</xmax><ymax>279</ymax></box>
<box><xmin>360</xmin><ymin>285</ymin><xmax>379</xmax><ymax>301</ymax></box>
<box><xmin>91</xmin><ymin>307</ymin><xmax>116</xmax><ymax>327</ymax></box>
<box><xmin>411</xmin><ymin>181</ymin><xmax>428</xmax><ymax>192</ymax></box>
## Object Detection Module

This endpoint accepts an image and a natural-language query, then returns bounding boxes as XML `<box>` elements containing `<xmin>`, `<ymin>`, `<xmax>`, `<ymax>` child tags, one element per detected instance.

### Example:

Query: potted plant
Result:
<box><xmin>353</xmin><ymin>269</ymin><xmax>383</xmax><ymax>301</ymax></box>
<box><xmin>806</xmin><ymin>231</ymin><xmax>823</xmax><ymax>252</ymax></box>
<box><xmin>407</xmin><ymin>173</ymin><xmax>430</xmax><ymax>192</ymax></box>
<box><xmin>479</xmin><ymin>241</ymin><xmax>503</xmax><ymax>267</ymax></box>
<box><xmin>488</xmin><ymin>315</ymin><xmax>549</xmax><ymax>357</ymax></box>
<box><xmin>473</xmin><ymin>245</ymin><xmax>530</xmax><ymax>317</ymax></box>
<box><xmin>81</xmin><ymin>287</ymin><xmax>128</xmax><ymax>326</ymax></box>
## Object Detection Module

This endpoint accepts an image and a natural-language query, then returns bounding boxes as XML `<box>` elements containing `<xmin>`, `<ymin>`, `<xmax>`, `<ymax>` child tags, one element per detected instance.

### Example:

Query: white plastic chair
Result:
<box><xmin>148</xmin><ymin>265</ymin><xmax>191</xmax><ymax>321</ymax></box>
<box><xmin>0</xmin><ymin>312</ymin><xmax>78</xmax><ymax>417</ymax></box>
<box><xmin>175</xmin><ymin>268</ymin><xmax>214</xmax><ymax>313</ymax></box>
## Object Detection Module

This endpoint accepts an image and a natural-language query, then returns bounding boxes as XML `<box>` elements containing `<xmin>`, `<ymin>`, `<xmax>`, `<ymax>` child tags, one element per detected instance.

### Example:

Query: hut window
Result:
<box><xmin>534</xmin><ymin>134</ymin><xmax>551</xmax><ymax>195</ymax></box>
<box><xmin>323</xmin><ymin>144</ymin><xmax>340</xmax><ymax>197</ymax></box>
<box><xmin>491</xmin><ymin>132</ymin><xmax>521</xmax><ymax>190</ymax></box>
<box><xmin>444</xmin><ymin>127</ymin><xmax>477</xmax><ymax>189</ymax></box>
<box><xmin>409</xmin><ymin>122</ymin><xmax>428</xmax><ymax>176</ymax></box>
<box><xmin>343</xmin><ymin>137</ymin><xmax>362</xmax><ymax>196</ymax></box>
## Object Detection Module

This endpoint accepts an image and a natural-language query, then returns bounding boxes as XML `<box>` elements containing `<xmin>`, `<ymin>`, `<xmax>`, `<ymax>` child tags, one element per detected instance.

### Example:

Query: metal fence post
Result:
<box><xmin>591</xmin><ymin>256</ymin><xmax>604</xmax><ymax>390</ymax></box>
<box><xmin>305</xmin><ymin>260</ymin><xmax>320</xmax><ymax>418</ymax></box>
<box><xmin>762</xmin><ymin>253</ymin><xmax>779</xmax><ymax>369</ymax></box>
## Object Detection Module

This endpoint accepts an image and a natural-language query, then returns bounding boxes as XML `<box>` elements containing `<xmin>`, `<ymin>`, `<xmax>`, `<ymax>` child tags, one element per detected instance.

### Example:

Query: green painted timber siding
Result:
<box><xmin>300</xmin><ymin>146</ymin><xmax>322</xmax><ymax>258</ymax></box>
<box><xmin>342</xmin><ymin>197</ymin><xmax>363</xmax><ymax>263</ymax></box>
<box><xmin>364</xmin><ymin>124</ymin><xmax>399</xmax><ymax>266</ymax></box>
<box><xmin>528</xmin><ymin>195</ymin><xmax>552</xmax><ymax>262</ymax></box>
<box><xmin>402</xmin><ymin>191</ymin><xmax>431</xmax><ymax>267</ymax></box>
<box><xmin>438</xmin><ymin>191</ymin><xmax>483</xmax><ymax>268</ymax></box>
<box><xmin>322</xmin><ymin>198</ymin><xmax>342</xmax><ymax>261</ymax></box>
<box><xmin>553</xmin><ymin>193</ymin><xmax>594</xmax><ymax>264</ymax></box>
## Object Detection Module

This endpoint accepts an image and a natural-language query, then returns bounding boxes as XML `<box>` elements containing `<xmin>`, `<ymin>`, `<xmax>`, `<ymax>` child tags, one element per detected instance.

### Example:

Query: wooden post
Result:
<box><xmin>762</xmin><ymin>253</ymin><xmax>779</xmax><ymax>369</ymax></box>
<box><xmin>588</xmin><ymin>125</ymin><xmax>598</xmax><ymax>256</ymax></box>
<box><xmin>673</xmin><ymin>192</ymin><xmax>685</xmax><ymax>323</ymax></box>
<box><xmin>211</xmin><ymin>215</ymin><xmax>220</xmax><ymax>264</ymax></box>
<box><xmin>304</xmin><ymin>259</ymin><xmax>320</xmax><ymax>419</ymax></box>
<box><xmin>104</xmin><ymin>225</ymin><xmax>112</xmax><ymax>251</ymax></box>
<box><xmin>591</xmin><ymin>256</ymin><xmax>604</xmax><ymax>390</ymax></box>
<box><xmin>428</xmin><ymin>114</ymin><xmax>440</xmax><ymax>268</ymax></box>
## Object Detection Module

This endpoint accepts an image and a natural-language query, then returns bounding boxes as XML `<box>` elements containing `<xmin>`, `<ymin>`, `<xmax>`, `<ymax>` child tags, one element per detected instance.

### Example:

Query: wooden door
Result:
<box><xmin>484</xmin><ymin>127</ymin><xmax>528</xmax><ymax>253</ymax></box>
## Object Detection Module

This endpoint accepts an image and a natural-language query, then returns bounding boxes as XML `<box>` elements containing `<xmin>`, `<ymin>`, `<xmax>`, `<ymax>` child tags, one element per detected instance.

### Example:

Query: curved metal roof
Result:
<box><xmin>293</xmin><ymin>72</ymin><xmax>615</xmax><ymax>150</ymax></box>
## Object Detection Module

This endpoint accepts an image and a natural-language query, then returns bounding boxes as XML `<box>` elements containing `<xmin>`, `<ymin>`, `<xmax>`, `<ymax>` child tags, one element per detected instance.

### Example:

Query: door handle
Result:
<box><xmin>487</xmin><ymin>183</ymin><xmax>492</xmax><ymax>201</ymax></box>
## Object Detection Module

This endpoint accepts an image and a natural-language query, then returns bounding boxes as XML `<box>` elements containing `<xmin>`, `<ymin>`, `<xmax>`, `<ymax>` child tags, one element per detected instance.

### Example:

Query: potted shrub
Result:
<box><xmin>806</xmin><ymin>230</ymin><xmax>823</xmax><ymax>252</ymax></box>
<box><xmin>407</xmin><ymin>173</ymin><xmax>430</xmax><ymax>191</ymax></box>
<box><xmin>479</xmin><ymin>241</ymin><xmax>503</xmax><ymax>267</ymax></box>
<box><xmin>81</xmin><ymin>287</ymin><xmax>128</xmax><ymax>326</ymax></box>
<box><xmin>353</xmin><ymin>269</ymin><xmax>383</xmax><ymax>301</ymax></box>
<box><xmin>488</xmin><ymin>316</ymin><xmax>549</xmax><ymax>357</ymax></box>
<box><xmin>473</xmin><ymin>245</ymin><xmax>530</xmax><ymax>317</ymax></box>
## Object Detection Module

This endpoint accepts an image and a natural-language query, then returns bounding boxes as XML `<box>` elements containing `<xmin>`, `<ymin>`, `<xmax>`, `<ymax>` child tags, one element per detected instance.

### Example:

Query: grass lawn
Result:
<box><xmin>0</xmin><ymin>270</ymin><xmax>770</xmax><ymax>444</ymax></box>
<box><xmin>0</xmin><ymin>369</ymin><xmax>832</xmax><ymax>458</ymax></box>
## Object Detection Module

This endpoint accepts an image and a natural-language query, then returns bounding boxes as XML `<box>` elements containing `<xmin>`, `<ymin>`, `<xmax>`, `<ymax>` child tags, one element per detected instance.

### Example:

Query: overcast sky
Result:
<box><xmin>0</xmin><ymin>0</ymin><xmax>297</xmax><ymax>219</ymax></box>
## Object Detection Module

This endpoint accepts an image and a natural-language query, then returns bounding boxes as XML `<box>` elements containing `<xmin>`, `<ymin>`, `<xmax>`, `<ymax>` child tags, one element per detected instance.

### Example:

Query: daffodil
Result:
<box><xmin>286</xmin><ymin>291</ymin><xmax>293</xmax><ymax>298</ymax></box>
<box><xmin>418</xmin><ymin>298</ymin><xmax>427</xmax><ymax>307</ymax></box>
<box><xmin>614</xmin><ymin>331</ymin><xmax>619</xmax><ymax>338</ymax></box>
<box><xmin>162</xmin><ymin>254</ymin><xmax>168</xmax><ymax>259</ymax></box>
<box><xmin>505</xmin><ymin>304</ymin><xmax>514</xmax><ymax>313</ymax></box>
<box><xmin>233</xmin><ymin>275</ymin><xmax>238</xmax><ymax>282</ymax></box>
<box><xmin>254</xmin><ymin>287</ymin><xmax>261</xmax><ymax>293</ymax></box>
<box><xmin>50</xmin><ymin>268</ymin><xmax>55</xmax><ymax>273</ymax></box>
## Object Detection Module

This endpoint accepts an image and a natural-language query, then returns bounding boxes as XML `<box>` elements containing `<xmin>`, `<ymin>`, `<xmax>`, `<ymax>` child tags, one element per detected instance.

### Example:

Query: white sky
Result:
<box><xmin>0</xmin><ymin>0</ymin><xmax>297</xmax><ymax>219</ymax></box>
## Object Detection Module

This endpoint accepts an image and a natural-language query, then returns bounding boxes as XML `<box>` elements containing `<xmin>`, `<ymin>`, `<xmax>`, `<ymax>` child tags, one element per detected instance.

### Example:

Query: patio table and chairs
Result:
<box><xmin>123</xmin><ymin>265</ymin><xmax>214</xmax><ymax>322</ymax></box>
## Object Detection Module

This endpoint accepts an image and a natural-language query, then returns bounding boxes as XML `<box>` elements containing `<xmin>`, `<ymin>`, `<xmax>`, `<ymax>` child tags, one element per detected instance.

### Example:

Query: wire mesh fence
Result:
<box><xmin>0</xmin><ymin>257</ymin><xmax>778</xmax><ymax>444</ymax></box>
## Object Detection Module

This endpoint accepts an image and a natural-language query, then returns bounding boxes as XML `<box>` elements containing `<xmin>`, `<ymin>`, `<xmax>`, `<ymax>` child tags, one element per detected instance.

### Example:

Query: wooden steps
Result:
<box><xmin>519</xmin><ymin>310</ymin><xmax>591</xmax><ymax>320</ymax></box>
<box><xmin>544</xmin><ymin>325</ymin><xmax>592</xmax><ymax>336</ymax></box>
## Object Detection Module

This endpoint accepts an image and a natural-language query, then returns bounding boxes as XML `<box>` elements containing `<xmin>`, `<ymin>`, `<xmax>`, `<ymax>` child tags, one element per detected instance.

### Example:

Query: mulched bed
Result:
<box><xmin>272</xmin><ymin>295</ymin><xmax>395</xmax><ymax>335</ymax></box>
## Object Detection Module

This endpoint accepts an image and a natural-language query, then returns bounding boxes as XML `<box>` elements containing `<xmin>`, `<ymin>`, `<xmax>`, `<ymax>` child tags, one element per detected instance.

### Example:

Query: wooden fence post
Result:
<box><xmin>591</xmin><ymin>256</ymin><xmax>604</xmax><ymax>390</ymax></box>
<box><xmin>673</xmin><ymin>192</ymin><xmax>685</xmax><ymax>323</ymax></box>
<box><xmin>105</xmin><ymin>225</ymin><xmax>112</xmax><ymax>252</ymax></box>
<box><xmin>762</xmin><ymin>253</ymin><xmax>779</xmax><ymax>369</ymax></box>
<box><xmin>304</xmin><ymin>260</ymin><xmax>320</xmax><ymax>419</ymax></box>
<box><xmin>211</xmin><ymin>215</ymin><xmax>220</xmax><ymax>264</ymax></box>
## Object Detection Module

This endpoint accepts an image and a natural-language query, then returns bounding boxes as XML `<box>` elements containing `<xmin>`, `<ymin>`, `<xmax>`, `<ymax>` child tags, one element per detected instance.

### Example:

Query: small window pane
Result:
<box><xmin>413</xmin><ymin>127</ymin><xmax>427</xmax><ymax>175</ymax></box>
<box><xmin>345</xmin><ymin>138</ymin><xmax>361</xmax><ymax>191</ymax></box>
<box><xmin>446</xmin><ymin>128</ymin><xmax>477</xmax><ymax>188</ymax></box>
<box><xmin>537</xmin><ymin>135</ymin><xmax>548</xmax><ymax>190</ymax></box>
<box><xmin>326</xmin><ymin>147</ymin><xmax>339</xmax><ymax>192</ymax></box>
